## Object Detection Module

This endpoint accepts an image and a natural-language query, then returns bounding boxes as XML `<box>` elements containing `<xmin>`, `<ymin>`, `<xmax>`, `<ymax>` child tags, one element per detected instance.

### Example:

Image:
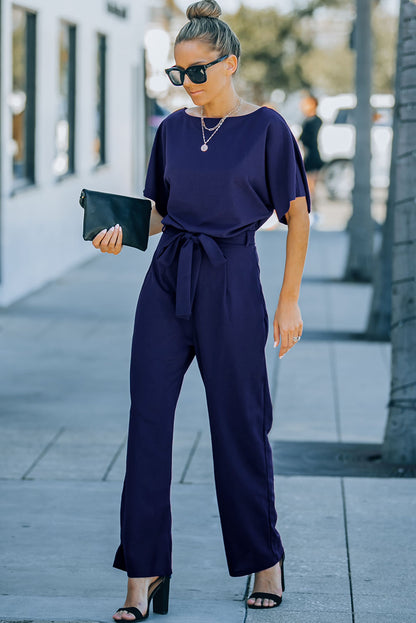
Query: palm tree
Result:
<box><xmin>382</xmin><ymin>0</ymin><xmax>416</xmax><ymax>464</ymax></box>
<box><xmin>365</xmin><ymin>3</ymin><xmax>401</xmax><ymax>341</ymax></box>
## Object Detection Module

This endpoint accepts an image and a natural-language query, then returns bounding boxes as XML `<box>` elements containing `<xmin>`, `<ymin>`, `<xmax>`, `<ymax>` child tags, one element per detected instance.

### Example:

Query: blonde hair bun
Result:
<box><xmin>176</xmin><ymin>0</ymin><xmax>240</xmax><ymax>68</ymax></box>
<box><xmin>186</xmin><ymin>0</ymin><xmax>222</xmax><ymax>20</ymax></box>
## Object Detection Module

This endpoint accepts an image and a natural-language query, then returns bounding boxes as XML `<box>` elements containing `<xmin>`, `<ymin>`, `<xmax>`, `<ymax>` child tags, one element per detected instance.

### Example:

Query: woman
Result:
<box><xmin>93</xmin><ymin>1</ymin><xmax>310</xmax><ymax>619</ymax></box>
<box><xmin>299</xmin><ymin>93</ymin><xmax>324</xmax><ymax>205</ymax></box>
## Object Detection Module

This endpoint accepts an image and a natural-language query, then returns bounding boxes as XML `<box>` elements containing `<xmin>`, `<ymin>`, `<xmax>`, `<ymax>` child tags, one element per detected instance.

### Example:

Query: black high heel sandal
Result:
<box><xmin>247</xmin><ymin>552</ymin><xmax>285</xmax><ymax>609</ymax></box>
<box><xmin>114</xmin><ymin>575</ymin><xmax>171</xmax><ymax>621</ymax></box>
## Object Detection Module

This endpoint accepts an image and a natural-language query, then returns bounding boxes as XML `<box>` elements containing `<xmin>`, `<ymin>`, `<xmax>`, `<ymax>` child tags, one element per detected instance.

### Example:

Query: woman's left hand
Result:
<box><xmin>273</xmin><ymin>297</ymin><xmax>303</xmax><ymax>359</ymax></box>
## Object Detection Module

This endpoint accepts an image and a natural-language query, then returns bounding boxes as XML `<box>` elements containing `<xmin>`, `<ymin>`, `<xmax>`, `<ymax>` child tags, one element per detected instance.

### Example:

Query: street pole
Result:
<box><xmin>344</xmin><ymin>0</ymin><xmax>374</xmax><ymax>282</ymax></box>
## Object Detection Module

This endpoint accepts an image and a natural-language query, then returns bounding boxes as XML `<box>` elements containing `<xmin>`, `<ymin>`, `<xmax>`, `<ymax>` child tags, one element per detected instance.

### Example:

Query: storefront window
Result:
<box><xmin>53</xmin><ymin>22</ymin><xmax>76</xmax><ymax>177</ymax></box>
<box><xmin>11</xmin><ymin>6</ymin><xmax>36</xmax><ymax>188</ymax></box>
<box><xmin>94</xmin><ymin>34</ymin><xmax>107</xmax><ymax>166</ymax></box>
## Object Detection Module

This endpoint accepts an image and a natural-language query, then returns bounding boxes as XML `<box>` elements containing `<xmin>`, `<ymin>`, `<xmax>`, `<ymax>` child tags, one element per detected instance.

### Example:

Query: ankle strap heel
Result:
<box><xmin>247</xmin><ymin>554</ymin><xmax>285</xmax><ymax>609</ymax></box>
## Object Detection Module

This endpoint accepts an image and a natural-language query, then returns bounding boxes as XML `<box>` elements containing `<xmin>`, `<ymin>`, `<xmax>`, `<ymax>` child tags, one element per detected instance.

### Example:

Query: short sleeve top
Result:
<box><xmin>143</xmin><ymin>106</ymin><xmax>311</xmax><ymax>237</ymax></box>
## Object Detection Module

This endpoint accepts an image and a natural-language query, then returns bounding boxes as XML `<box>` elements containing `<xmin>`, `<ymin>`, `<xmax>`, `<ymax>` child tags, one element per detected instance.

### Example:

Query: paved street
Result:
<box><xmin>1</xmin><ymin>214</ymin><xmax>415</xmax><ymax>623</ymax></box>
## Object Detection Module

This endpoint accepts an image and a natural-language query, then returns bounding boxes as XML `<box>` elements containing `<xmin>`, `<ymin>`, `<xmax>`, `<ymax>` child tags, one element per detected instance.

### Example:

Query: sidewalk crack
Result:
<box><xmin>180</xmin><ymin>430</ymin><xmax>202</xmax><ymax>483</ymax></box>
<box><xmin>102</xmin><ymin>434</ymin><xmax>127</xmax><ymax>481</ymax></box>
<box><xmin>21</xmin><ymin>426</ymin><xmax>65</xmax><ymax>480</ymax></box>
<box><xmin>341</xmin><ymin>477</ymin><xmax>355</xmax><ymax>623</ymax></box>
<box><xmin>242</xmin><ymin>572</ymin><xmax>252</xmax><ymax>621</ymax></box>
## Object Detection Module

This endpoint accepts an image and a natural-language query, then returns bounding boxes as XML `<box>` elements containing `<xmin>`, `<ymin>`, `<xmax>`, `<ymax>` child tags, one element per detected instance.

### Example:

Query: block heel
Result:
<box><xmin>152</xmin><ymin>574</ymin><xmax>171</xmax><ymax>615</ymax></box>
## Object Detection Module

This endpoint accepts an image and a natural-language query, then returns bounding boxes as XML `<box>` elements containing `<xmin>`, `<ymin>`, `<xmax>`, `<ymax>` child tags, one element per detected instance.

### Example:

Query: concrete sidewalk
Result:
<box><xmin>0</xmin><ymin>226</ymin><xmax>415</xmax><ymax>623</ymax></box>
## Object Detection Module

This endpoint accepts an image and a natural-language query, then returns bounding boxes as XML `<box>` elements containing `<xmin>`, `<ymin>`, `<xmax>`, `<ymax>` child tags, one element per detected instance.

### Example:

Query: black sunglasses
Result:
<box><xmin>165</xmin><ymin>54</ymin><xmax>229</xmax><ymax>86</ymax></box>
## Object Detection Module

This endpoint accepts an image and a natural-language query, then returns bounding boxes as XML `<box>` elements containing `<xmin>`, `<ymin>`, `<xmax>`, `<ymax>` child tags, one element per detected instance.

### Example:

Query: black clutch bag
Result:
<box><xmin>79</xmin><ymin>188</ymin><xmax>152</xmax><ymax>251</ymax></box>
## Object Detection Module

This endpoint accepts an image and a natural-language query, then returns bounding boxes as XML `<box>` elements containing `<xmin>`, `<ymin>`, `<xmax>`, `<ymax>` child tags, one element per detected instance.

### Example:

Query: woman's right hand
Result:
<box><xmin>92</xmin><ymin>224</ymin><xmax>123</xmax><ymax>254</ymax></box>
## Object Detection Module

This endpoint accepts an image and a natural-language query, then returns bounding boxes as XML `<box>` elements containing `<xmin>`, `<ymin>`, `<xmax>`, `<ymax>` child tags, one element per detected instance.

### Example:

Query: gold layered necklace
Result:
<box><xmin>199</xmin><ymin>97</ymin><xmax>242</xmax><ymax>152</ymax></box>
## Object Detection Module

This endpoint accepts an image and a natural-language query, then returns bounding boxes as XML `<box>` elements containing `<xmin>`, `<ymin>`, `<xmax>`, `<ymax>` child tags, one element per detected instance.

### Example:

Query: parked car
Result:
<box><xmin>317</xmin><ymin>93</ymin><xmax>394</xmax><ymax>200</ymax></box>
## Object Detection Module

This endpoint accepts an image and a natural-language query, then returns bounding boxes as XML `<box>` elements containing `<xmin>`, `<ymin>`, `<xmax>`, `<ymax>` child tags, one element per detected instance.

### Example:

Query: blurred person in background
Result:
<box><xmin>299</xmin><ymin>92</ymin><xmax>324</xmax><ymax>224</ymax></box>
<box><xmin>92</xmin><ymin>1</ymin><xmax>311</xmax><ymax>619</ymax></box>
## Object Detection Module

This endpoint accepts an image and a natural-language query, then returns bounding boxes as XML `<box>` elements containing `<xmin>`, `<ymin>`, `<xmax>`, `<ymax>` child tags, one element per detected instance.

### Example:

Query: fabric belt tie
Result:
<box><xmin>156</xmin><ymin>225</ymin><xmax>254</xmax><ymax>320</ymax></box>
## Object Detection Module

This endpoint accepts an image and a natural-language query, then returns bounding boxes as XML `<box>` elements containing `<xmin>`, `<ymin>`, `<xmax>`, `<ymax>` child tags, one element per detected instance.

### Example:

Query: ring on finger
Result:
<box><xmin>292</xmin><ymin>336</ymin><xmax>301</xmax><ymax>342</ymax></box>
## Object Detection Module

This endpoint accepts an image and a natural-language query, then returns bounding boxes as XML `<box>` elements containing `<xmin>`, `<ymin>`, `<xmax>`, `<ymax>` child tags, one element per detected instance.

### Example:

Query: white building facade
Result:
<box><xmin>0</xmin><ymin>0</ymin><xmax>149</xmax><ymax>306</ymax></box>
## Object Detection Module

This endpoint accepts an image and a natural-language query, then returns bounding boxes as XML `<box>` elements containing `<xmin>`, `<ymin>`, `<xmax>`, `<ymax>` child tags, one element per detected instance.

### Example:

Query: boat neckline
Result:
<box><xmin>182</xmin><ymin>105</ymin><xmax>268</xmax><ymax>119</ymax></box>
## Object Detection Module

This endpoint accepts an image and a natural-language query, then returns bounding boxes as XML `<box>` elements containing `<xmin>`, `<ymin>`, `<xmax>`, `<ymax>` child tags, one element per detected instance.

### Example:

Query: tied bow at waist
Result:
<box><xmin>155</xmin><ymin>225</ymin><xmax>255</xmax><ymax>319</ymax></box>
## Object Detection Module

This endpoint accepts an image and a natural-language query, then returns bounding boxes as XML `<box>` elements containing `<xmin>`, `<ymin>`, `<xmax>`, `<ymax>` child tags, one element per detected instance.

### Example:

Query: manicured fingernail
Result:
<box><xmin>99</xmin><ymin>229</ymin><xmax>107</xmax><ymax>234</ymax></box>
<box><xmin>273</xmin><ymin>341</ymin><xmax>278</xmax><ymax>348</ymax></box>
<box><xmin>279</xmin><ymin>354</ymin><xmax>285</xmax><ymax>359</ymax></box>
<box><xmin>109</xmin><ymin>226</ymin><xmax>114</xmax><ymax>231</ymax></box>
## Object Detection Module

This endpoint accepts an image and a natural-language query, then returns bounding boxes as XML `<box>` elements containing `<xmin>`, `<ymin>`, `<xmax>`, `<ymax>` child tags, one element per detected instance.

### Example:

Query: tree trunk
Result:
<box><xmin>365</xmin><ymin>2</ymin><xmax>403</xmax><ymax>340</ymax></box>
<box><xmin>344</xmin><ymin>0</ymin><xmax>374</xmax><ymax>282</ymax></box>
<box><xmin>365</xmin><ymin>180</ymin><xmax>394</xmax><ymax>339</ymax></box>
<box><xmin>382</xmin><ymin>0</ymin><xmax>416</xmax><ymax>464</ymax></box>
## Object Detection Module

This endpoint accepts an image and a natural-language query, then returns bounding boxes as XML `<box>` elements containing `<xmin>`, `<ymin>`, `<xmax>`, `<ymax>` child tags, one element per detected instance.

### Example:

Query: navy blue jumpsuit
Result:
<box><xmin>113</xmin><ymin>106</ymin><xmax>311</xmax><ymax>578</ymax></box>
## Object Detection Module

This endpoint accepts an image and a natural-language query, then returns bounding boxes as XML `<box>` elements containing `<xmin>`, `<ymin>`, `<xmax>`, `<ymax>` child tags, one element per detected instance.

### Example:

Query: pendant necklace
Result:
<box><xmin>200</xmin><ymin>97</ymin><xmax>242</xmax><ymax>152</ymax></box>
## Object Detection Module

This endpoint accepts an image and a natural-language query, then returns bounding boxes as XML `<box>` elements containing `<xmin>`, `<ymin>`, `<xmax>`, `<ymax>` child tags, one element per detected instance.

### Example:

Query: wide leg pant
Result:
<box><xmin>113</xmin><ymin>224</ymin><xmax>285</xmax><ymax>578</ymax></box>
